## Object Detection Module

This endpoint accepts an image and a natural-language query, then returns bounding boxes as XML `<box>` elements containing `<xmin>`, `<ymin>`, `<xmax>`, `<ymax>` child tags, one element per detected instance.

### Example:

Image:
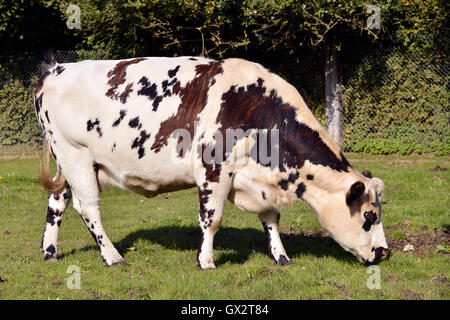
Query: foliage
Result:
<box><xmin>436</xmin><ymin>242</ymin><xmax>450</xmax><ymax>254</ymax></box>
<box><xmin>0</xmin><ymin>1</ymin><xmax>448</xmax><ymax>154</ymax></box>
<box><xmin>49</xmin><ymin>1</ymin><xmax>448</xmax><ymax>55</ymax></box>
<box><xmin>0</xmin><ymin>0</ymin><xmax>79</xmax><ymax>52</ymax></box>
<box><xmin>0</xmin><ymin>77</ymin><xmax>42</xmax><ymax>146</ymax></box>
<box><xmin>342</xmin><ymin>42</ymin><xmax>449</xmax><ymax>155</ymax></box>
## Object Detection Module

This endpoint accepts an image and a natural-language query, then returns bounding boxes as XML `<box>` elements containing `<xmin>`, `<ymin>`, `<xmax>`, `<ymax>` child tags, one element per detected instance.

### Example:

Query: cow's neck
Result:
<box><xmin>260</xmin><ymin>146</ymin><xmax>359</xmax><ymax>212</ymax></box>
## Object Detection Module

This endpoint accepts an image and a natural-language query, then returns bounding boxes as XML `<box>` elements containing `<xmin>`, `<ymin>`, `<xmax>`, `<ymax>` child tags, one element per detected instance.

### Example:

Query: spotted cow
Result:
<box><xmin>35</xmin><ymin>56</ymin><xmax>388</xmax><ymax>268</ymax></box>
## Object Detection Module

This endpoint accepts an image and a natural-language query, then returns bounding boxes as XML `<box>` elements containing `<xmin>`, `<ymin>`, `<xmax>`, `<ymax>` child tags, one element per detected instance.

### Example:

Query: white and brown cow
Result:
<box><xmin>35</xmin><ymin>56</ymin><xmax>388</xmax><ymax>268</ymax></box>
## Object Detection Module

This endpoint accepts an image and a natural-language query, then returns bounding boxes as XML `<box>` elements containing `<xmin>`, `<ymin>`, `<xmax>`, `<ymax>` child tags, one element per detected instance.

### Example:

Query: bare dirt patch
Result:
<box><xmin>389</xmin><ymin>184</ymin><xmax>403</xmax><ymax>191</ymax></box>
<box><xmin>88</xmin><ymin>290</ymin><xmax>100</xmax><ymax>300</ymax></box>
<box><xmin>433</xmin><ymin>273</ymin><xmax>449</xmax><ymax>287</ymax></box>
<box><xmin>348</xmin><ymin>157</ymin><xmax>449</xmax><ymax>164</ymax></box>
<box><xmin>402</xmin><ymin>289</ymin><xmax>423</xmax><ymax>300</ymax></box>
<box><xmin>282</xmin><ymin>229</ymin><xmax>330</xmax><ymax>238</ymax></box>
<box><xmin>282</xmin><ymin>226</ymin><xmax>449</xmax><ymax>257</ymax></box>
<box><xmin>347</xmin><ymin>157</ymin><xmax>450</xmax><ymax>166</ymax></box>
<box><xmin>386</xmin><ymin>273</ymin><xmax>397</xmax><ymax>282</ymax></box>
<box><xmin>327</xmin><ymin>280</ymin><xmax>352</xmax><ymax>300</ymax></box>
<box><xmin>387</xmin><ymin>227</ymin><xmax>449</xmax><ymax>255</ymax></box>
<box><xmin>429</xmin><ymin>165</ymin><xmax>448</xmax><ymax>172</ymax></box>
<box><xmin>0</xmin><ymin>154</ymin><xmax>39</xmax><ymax>161</ymax></box>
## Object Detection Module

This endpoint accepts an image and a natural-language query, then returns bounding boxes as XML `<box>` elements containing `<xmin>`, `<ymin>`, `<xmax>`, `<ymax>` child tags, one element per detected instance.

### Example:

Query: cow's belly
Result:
<box><xmin>91</xmin><ymin>141</ymin><xmax>196</xmax><ymax>197</ymax></box>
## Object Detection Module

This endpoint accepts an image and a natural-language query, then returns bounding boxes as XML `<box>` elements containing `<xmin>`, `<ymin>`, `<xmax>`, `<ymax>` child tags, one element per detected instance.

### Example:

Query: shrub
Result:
<box><xmin>342</xmin><ymin>44</ymin><xmax>449</xmax><ymax>156</ymax></box>
<box><xmin>0</xmin><ymin>77</ymin><xmax>42</xmax><ymax>147</ymax></box>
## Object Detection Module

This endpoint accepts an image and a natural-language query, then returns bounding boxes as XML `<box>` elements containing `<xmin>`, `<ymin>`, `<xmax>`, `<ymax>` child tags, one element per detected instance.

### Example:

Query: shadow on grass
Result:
<box><xmin>61</xmin><ymin>226</ymin><xmax>355</xmax><ymax>266</ymax></box>
<box><xmin>116</xmin><ymin>226</ymin><xmax>355</xmax><ymax>266</ymax></box>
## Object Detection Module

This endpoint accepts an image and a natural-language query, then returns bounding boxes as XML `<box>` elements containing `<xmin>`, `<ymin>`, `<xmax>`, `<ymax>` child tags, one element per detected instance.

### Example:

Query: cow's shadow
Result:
<box><xmin>110</xmin><ymin>226</ymin><xmax>355</xmax><ymax>266</ymax></box>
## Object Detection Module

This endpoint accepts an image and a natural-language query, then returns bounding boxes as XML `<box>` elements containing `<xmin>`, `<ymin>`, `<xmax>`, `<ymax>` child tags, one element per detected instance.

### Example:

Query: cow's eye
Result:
<box><xmin>362</xmin><ymin>211</ymin><xmax>377</xmax><ymax>231</ymax></box>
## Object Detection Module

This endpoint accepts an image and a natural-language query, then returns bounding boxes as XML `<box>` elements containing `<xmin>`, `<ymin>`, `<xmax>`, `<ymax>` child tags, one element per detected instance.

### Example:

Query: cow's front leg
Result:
<box><xmin>41</xmin><ymin>185</ymin><xmax>71</xmax><ymax>262</ymax></box>
<box><xmin>196</xmin><ymin>181</ymin><xmax>229</xmax><ymax>269</ymax></box>
<box><xmin>259</xmin><ymin>210</ymin><xmax>292</xmax><ymax>266</ymax></box>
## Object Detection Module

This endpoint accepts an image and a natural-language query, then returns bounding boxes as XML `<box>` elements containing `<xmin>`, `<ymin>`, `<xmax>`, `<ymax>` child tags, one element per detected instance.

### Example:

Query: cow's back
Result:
<box><xmin>36</xmin><ymin>56</ymin><xmax>341</xmax><ymax>195</ymax></box>
<box><xmin>36</xmin><ymin>57</ymin><xmax>218</xmax><ymax>193</ymax></box>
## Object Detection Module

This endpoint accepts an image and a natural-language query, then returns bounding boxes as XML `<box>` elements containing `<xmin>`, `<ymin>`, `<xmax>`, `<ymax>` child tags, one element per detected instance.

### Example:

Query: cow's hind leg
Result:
<box><xmin>72</xmin><ymin>194</ymin><xmax>125</xmax><ymax>266</ymax></box>
<box><xmin>54</xmin><ymin>147</ymin><xmax>125</xmax><ymax>266</ymax></box>
<box><xmin>41</xmin><ymin>184</ymin><xmax>71</xmax><ymax>262</ymax></box>
<box><xmin>259</xmin><ymin>210</ymin><xmax>292</xmax><ymax>265</ymax></box>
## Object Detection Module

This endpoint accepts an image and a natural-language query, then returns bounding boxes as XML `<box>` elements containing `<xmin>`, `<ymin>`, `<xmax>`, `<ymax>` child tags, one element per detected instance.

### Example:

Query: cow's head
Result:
<box><xmin>316</xmin><ymin>173</ymin><xmax>388</xmax><ymax>264</ymax></box>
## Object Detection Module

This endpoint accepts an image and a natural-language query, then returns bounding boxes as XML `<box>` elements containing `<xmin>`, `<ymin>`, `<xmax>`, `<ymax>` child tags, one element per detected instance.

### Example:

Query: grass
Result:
<box><xmin>0</xmin><ymin>154</ymin><xmax>448</xmax><ymax>299</ymax></box>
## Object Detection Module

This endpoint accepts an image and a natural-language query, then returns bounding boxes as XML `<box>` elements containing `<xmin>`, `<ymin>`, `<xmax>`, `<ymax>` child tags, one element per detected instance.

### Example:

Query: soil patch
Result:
<box><xmin>402</xmin><ymin>289</ymin><xmax>423</xmax><ymax>300</ymax></box>
<box><xmin>282</xmin><ymin>229</ymin><xmax>331</xmax><ymax>238</ymax></box>
<box><xmin>387</xmin><ymin>228</ymin><xmax>449</xmax><ymax>255</ymax></box>
<box><xmin>282</xmin><ymin>227</ymin><xmax>449</xmax><ymax>256</ymax></box>
<box><xmin>0</xmin><ymin>155</ymin><xmax>39</xmax><ymax>161</ymax></box>
<box><xmin>429</xmin><ymin>165</ymin><xmax>448</xmax><ymax>171</ymax></box>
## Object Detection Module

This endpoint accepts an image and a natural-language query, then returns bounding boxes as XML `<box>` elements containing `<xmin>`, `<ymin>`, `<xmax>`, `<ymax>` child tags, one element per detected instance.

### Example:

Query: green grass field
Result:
<box><xmin>0</xmin><ymin>154</ymin><xmax>448</xmax><ymax>300</ymax></box>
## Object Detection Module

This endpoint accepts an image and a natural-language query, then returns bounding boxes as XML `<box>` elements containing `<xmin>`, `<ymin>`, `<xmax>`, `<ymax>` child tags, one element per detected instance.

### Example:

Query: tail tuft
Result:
<box><xmin>39</xmin><ymin>48</ymin><xmax>57</xmax><ymax>76</ymax></box>
<box><xmin>38</xmin><ymin>142</ymin><xmax>66</xmax><ymax>194</ymax></box>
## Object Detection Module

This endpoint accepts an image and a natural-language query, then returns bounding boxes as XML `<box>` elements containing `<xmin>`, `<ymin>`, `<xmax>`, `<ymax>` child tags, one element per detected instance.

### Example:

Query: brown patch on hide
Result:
<box><xmin>217</xmin><ymin>77</ymin><xmax>350</xmax><ymax>172</ymax></box>
<box><xmin>36</xmin><ymin>71</ymin><xmax>50</xmax><ymax>94</ymax></box>
<box><xmin>151</xmin><ymin>61</ymin><xmax>224</xmax><ymax>154</ymax></box>
<box><xmin>106</xmin><ymin>58</ymin><xmax>146</xmax><ymax>101</ymax></box>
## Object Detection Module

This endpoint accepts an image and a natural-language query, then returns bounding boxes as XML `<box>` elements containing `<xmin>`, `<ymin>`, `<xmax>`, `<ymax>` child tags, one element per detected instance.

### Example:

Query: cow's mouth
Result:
<box><xmin>364</xmin><ymin>247</ymin><xmax>390</xmax><ymax>265</ymax></box>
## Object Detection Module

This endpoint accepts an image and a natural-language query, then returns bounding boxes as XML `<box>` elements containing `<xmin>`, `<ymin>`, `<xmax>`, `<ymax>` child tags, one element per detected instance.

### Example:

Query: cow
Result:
<box><xmin>35</xmin><ymin>56</ymin><xmax>389</xmax><ymax>269</ymax></box>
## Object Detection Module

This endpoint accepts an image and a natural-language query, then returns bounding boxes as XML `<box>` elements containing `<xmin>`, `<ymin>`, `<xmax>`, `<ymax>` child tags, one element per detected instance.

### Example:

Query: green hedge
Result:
<box><xmin>0</xmin><ymin>49</ymin><xmax>112</xmax><ymax>149</ymax></box>
<box><xmin>0</xmin><ymin>77</ymin><xmax>42</xmax><ymax>147</ymax></box>
<box><xmin>342</xmin><ymin>47</ymin><xmax>449</xmax><ymax>156</ymax></box>
<box><xmin>0</xmin><ymin>47</ymin><xmax>448</xmax><ymax>156</ymax></box>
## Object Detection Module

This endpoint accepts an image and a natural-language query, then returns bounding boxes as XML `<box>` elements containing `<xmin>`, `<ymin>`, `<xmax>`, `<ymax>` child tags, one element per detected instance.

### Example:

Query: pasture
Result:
<box><xmin>0</xmin><ymin>153</ymin><xmax>448</xmax><ymax>300</ymax></box>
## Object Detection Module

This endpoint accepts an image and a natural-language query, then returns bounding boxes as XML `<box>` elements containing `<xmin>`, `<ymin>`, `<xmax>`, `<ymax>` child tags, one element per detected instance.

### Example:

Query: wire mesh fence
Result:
<box><xmin>0</xmin><ymin>37</ymin><xmax>448</xmax><ymax>156</ymax></box>
<box><xmin>0</xmin><ymin>50</ymin><xmax>110</xmax><ymax>155</ymax></box>
<box><xmin>342</xmin><ymin>35</ymin><xmax>449</xmax><ymax>155</ymax></box>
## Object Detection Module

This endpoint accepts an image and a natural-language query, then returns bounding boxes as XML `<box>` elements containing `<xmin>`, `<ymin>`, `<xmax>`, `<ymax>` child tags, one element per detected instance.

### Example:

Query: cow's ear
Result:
<box><xmin>368</xmin><ymin>177</ymin><xmax>385</xmax><ymax>203</ymax></box>
<box><xmin>362</xmin><ymin>170</ymin><xmax>372</xmax><ymax>178</ymax></box>
<box><xmin>346</xmin><ymin>181</ymin><xmax>365</xmax><ymax>206</ymax></box>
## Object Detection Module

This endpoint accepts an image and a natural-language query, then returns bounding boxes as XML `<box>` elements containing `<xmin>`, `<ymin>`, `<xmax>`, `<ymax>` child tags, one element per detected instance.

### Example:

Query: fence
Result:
<box><xmin>341</xmin><ymin>36</ymin><xmax>449</xmax><ymax>155</ymax></box>
<box><xmin>0</xmin><ymin>50</ymin><xmax>110</xmax><ymax>155</ymax></box>
<box><xmin>0</xmin><ymin>37</ymin><xmax>448</xmax><ymax>156</ymax></box>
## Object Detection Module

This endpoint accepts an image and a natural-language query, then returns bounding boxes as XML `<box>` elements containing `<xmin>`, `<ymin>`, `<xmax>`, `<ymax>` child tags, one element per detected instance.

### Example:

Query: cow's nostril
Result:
<box><xmin>369</xmin><ymin>247</ymin><xmax>389</xmax><ymax>264</ymax></box>
<box><xmin>380</xmin><ymin>247</ymin><xmax>389</xmax><ymax>260</ymax></box>
<box><xmin>374</xmin><ymin>247</ymin><xmax>389</xmax><ymax>262</ymax></box>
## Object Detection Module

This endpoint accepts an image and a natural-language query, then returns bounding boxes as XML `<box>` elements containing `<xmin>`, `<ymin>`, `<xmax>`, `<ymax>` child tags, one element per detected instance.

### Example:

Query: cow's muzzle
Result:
<box><xmin>365</xmin><ymin>247</ymin><xmax>389</xmax><ymax>265</ymax></box>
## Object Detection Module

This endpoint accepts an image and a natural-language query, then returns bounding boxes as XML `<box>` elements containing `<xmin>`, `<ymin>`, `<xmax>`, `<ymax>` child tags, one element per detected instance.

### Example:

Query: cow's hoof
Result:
<box><xmin>103</xmin><ymin>259</ymin><xmax>127</xmax><ymax>267</ymax></box>
<box><xmin>276</xmin><ymin>255</ymin><xmax>292</xmax><ymax>266</ymax></box>
<box><xmin>44</xmin><ymin>254</ymin><xmax>61</xmax><ymax>263</ymax></box>
<box><xmin>196</xmin><ymin>259</ymin><xmax>216</xmax><ymax>270</ymax></box>
<box><xmin>111</xmin><ymin>260</ymin><xmax>128</xmax><ymax>267</ymax></box>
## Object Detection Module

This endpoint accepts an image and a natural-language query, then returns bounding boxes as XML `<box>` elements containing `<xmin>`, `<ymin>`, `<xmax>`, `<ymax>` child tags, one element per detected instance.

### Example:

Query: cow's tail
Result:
<box><xmin>38</xmin><ymin>141</ymin><xmax>67</xmax><ymax>194</ymax></box>
<box><xmin>40</xmin><ymin>48</ymin><xmax>57</xmax><ymax>75</ymax></box>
